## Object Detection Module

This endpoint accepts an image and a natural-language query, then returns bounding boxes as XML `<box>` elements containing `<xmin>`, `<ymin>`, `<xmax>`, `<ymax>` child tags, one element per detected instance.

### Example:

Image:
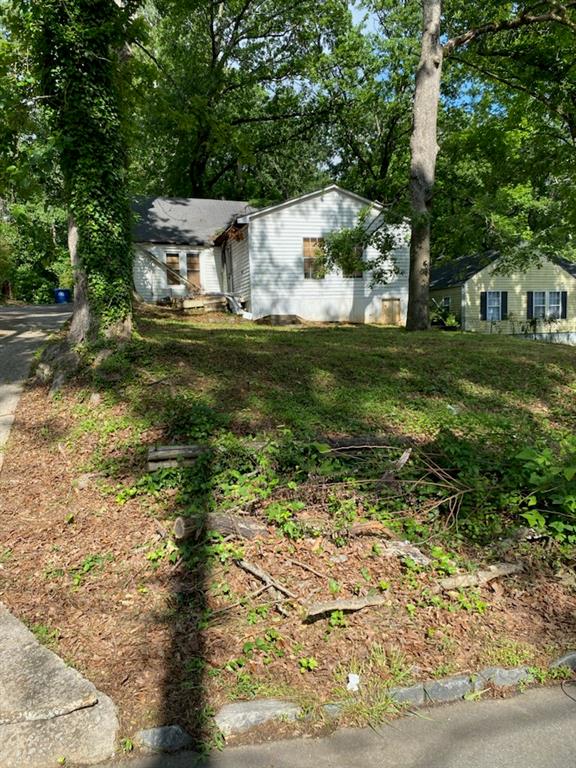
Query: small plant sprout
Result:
<box><xmin>328</xmin><ymin>610</ymin><xmax>348</xmax><ymax>629</ymax></box>
<box><xmin>360</xmin><ymin>566</ymin><xmax>371</xmax><ymax>582</ymax></box>
<box><xmin>120</xmin><ymin>737</ymin><xmax>134</xmax><ymax>753</ymax></box>
<box><xmin>247</xmin><ymin>604</ymin><xmax>270</xmax><ymax>625</ymax></box>
<box><xmin>328</xmin><ymin>578</ymin><xmax>341</xmax><ymax>596</ymax></box>
<box><xmin>299</xmin><ymin>657</ymin><xmax>319</xmax><ymax>673</ymax></box>
<box><xmin>430</xmin><ymin>546</ymin><xmax>457</xmax><ymax>575</ymax></box>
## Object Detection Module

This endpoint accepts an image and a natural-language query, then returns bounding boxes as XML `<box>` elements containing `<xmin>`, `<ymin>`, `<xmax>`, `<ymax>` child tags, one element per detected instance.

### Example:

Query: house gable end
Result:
<box><xmin>237</xmin><ymin>185</ymin><xmax>382</xmax><ymax>224</ymax></box>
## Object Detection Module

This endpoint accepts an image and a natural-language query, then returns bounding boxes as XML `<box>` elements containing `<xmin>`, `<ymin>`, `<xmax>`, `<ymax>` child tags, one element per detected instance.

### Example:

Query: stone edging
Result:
<box><xmin>135</xmin><ymin>652</ymin><xmax>576</xmax><ymax>751</ymax></box>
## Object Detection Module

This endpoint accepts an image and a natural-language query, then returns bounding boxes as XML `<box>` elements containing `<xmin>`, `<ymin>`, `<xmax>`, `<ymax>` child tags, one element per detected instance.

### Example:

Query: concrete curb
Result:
<box><xmin>205</xmin><ymin>653</ymin><xmax>575</xmax><ymax>743</ymax></box>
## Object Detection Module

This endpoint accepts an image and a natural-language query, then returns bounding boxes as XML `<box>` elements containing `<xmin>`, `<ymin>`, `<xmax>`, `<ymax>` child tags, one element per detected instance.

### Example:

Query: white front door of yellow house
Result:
<box><xmin>380</xmin><ymin>297</ymin><xmax>401</xmax><ymax>325</ymax></box>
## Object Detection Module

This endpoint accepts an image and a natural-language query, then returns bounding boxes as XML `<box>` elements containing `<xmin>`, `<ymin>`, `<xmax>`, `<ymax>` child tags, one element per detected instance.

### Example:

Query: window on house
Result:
<box><xmin>165</xmin><ymin>252</ymin><xmax>181</xmax><ymax>286</ymax></box>
<box><xmin>441</xmin><ymin>296</ymin><xmax>451</xmax><ymax>311</ymax></box>
<box><xmin>533</xmin><ymin>291</ymin><xmax>546</xmax><ymax>318</ymax></box>
<box><xmin>548</xmin><ymin>291</ymin><xmax>561</xmax><ymax>318</ymax></box>
<box><xmin>303</xmin><ymin>237</ymin><xmax>325</xmax><ymax>279</ymax></box>
<box><xmin>481</xmin><ymin>291</ymin><xmax>508</xmax><ymax>321</ymax></box>
<box><xmin>487</xmin><ymin>291</ymin><xmax>502</xmax><ymax>321</ymax></box>
<box><xmin>186</xmin><ymin>252</ymin><xmax>200</xmax><ymax>290</ymax></box>
<box><xmin>529</xmin><ymin>290</ymin><xmax>564</xmax><ymax>320</ymax></box>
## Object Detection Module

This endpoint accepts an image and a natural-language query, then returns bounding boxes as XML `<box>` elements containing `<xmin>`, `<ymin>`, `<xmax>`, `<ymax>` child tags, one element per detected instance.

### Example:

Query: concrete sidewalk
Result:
<box><xmin>102</xmin><ymin>686</ymin><xmax>576</xmax><ymax>768</ymax></box>
<box><xmin>0</xmin><ymin>304</ymin><xmax>70</xmax><ymax>471</ymax></box>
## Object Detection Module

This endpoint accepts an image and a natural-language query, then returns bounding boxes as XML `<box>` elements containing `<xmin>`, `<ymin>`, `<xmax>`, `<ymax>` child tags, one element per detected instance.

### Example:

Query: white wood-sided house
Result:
<box><xmin>430</xmin><ymin>252</ymin><xmax>576</xmax><ymax>342</ymax></box>
<box><xmin>132</xmin><ymin>185</ymin><xmax>410</xmax><ymax>324</ymax></box>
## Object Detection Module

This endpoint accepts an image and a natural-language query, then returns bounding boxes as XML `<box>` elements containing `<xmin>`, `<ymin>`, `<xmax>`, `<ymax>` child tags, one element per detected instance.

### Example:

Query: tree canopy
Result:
<box><xmin>1</xmin><ymin>0</ymin><xmax>575</xmax><ymax>331</ymax></box>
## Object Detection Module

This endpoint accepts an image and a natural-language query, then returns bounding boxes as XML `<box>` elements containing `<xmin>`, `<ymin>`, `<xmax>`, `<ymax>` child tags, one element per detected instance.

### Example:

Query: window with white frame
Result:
<box><xmin>532</xmin><ymin>290</ymin><xmax>562</xmax><ymax>319</ymax></box>
<box><xmin>487</xmin><ymin>291</ymin><xmax>502</xmax><ymax>321</ymax></box>
<box><xmin>441</xmin><ymin>296</ymin><xmax>451</xmax><ymax>311</ymax></box>
<box><xmin>533</xmin><ymin>291</ymin><xmax>546</xmax><ymax>318</ymax></box>
<box><xmin>548</xmin><ymin>291</ymin><xmax>561</xmax><ymax>319</ymax></box>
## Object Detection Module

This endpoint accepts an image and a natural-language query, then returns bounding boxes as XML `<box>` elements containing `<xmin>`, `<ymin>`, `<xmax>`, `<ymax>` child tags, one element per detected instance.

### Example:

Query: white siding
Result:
<box><xmin>229</xmin><ymin>233</ymin><xmax>251</xmax><ymax>306</ymax></box>
<box><xmin>132</xmin><ymin>243</ymin><xmax>221</xmax><ymax>301</ymax></box>
<box><xmin>133</xmin><ymin>245</ymin><xmax>166</xmax><ymax>302</ymax></box>
<box><xmin>247</xmin><ymin>188</ymin><xmax>409</xmax><ymax>323</ymax></box>
<box><xmin>201</xmin><ymin>246</ymin><xmax>224</xmax><ymax>293</ymax></box>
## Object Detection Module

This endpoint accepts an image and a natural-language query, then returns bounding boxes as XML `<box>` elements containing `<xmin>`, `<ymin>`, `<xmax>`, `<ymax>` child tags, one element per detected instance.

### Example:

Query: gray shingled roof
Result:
<box><xmin>556</xmin><ymin>254</ymin><xmax>576</xmax><ymax>278</ymax></box>
<box><xmin>132</xmin><ymin>196</ymin><xmax>255</xmax><ymax>246</ymax></box>
<box><xmin>430</xmin><ymin>252</ymin><xmax>499</xmax><ymax>289</ymax></box>
<box><xmin>431</xmin><ymin>250</ymin><xmax>576</xmax><ymax>289</ymax></box>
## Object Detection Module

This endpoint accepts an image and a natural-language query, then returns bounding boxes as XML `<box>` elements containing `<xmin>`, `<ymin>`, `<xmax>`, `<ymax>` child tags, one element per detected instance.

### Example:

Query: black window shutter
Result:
<box><xmin>561</xmin><ymin>291</ymin><xmax>568</xmax><ymax>319</ymax></box>
<box><xmin>480</xmin><ymin>292</ymin><xmax>487</xmax><ymax>321</ymax></box>
<box><xmin>527</xmin><ymin>291</ymin><xmax>533</xmax><ymax>319</ymax></box>
<box><xmin>501</xmin><ymin>291</ymin><xmax>508</xmax><ymax>320</ymax></box>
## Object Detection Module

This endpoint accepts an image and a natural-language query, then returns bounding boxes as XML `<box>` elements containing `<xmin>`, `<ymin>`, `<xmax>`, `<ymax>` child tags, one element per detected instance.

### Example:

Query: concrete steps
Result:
<box><xmin>0</xmin><ymin>603</ymin><xmax>118</xmax><ymax>767</ymax></box>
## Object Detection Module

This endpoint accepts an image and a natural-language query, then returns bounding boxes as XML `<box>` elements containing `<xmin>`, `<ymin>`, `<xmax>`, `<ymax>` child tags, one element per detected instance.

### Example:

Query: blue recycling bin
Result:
<box><xmin>54</xmin><ymin>288</ymin><xmax>72</xmax><ymax>304</ymax></box>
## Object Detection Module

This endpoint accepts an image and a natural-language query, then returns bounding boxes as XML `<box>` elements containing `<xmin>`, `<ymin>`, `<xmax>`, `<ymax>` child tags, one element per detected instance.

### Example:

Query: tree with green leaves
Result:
<box><xmin>434</xmin><ymin>87</ymin><xmax>576</xmax><ymax>270</ymax></box>
<box><xmin>15</xmin><ymin>0</ymin><xmax>139</xmax><ymax>341</ymax></box>
<box><xmin>0</xmin><ymin>4</ymin><xmax>69</xmax><ymax>302</ymax></box>
<box><xmin>405</xmin><ymin>0</ymin><xmax>576</xmax><ymax>330</ymax></box>
<box><xmin>130</xmin><ymin>0</ymin><xmax>363</xmax><ymax>200</ymax></box>
<box><xmin>328</xmin><ymin>3</ymin><xmax>420</xmax><ymax>207</ymax></box>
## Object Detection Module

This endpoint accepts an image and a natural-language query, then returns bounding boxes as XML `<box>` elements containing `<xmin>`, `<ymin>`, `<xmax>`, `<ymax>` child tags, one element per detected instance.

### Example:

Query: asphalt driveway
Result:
<box><xmin>0</xmin><ymin>304</ymin><xmax>71</xmax><ymax>470</ymax></box>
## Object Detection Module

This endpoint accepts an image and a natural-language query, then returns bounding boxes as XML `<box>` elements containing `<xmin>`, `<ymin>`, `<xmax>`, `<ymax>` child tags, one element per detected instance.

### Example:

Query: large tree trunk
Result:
<box><xmin>35</xmin><ymin>1</ymin><xmax>134</xmax><ymax>347</ymax></box>
<box><xmin>406</xmin><ymin>0</ymin><xmax>443</xmax><ymax>331</ymax></box>
<box><xmin>67</xmin><ymin>216</ymin><xmax>92</xmax><ymax>344</ymax></box>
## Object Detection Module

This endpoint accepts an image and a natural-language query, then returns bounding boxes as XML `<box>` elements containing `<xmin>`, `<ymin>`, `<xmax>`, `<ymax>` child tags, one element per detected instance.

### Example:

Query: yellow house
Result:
<box><xmin>430</xmin><ymin>252</ymin><xmax>576</xmax><ymax>341</ymax></box>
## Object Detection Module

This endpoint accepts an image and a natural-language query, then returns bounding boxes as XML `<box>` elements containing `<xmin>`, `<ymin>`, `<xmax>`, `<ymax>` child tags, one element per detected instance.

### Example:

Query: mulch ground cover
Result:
<box><xmin>0</xmin><ymin>312</ymin><xmax>575</xmax><ymax>750</ymax></box>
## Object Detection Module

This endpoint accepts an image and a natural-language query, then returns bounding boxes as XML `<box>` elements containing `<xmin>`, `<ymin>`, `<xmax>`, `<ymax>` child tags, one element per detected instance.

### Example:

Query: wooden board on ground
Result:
<box><xmin>147</xmin><ymin>444</ymin><xmax>208</xmax><ymax>471</ymax></box>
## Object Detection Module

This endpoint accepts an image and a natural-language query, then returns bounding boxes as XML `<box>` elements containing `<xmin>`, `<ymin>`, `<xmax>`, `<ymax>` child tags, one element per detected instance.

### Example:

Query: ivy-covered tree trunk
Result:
<box><xmin>28</xmin><ymin>0</ymin><xmax>135</xmax><ymax>342</ymax></box>
<box><xmin>406</xmin><ymin>0</ymin><xmax>443</xmax><ymax>331</ymax></box>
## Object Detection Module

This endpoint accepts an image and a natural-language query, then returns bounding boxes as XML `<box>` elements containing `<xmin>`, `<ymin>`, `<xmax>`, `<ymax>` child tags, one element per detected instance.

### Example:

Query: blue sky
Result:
<box><xmin>350</xmin><ymin>2</ymin><xmax>379</xmax><ymax>33</ymax></box>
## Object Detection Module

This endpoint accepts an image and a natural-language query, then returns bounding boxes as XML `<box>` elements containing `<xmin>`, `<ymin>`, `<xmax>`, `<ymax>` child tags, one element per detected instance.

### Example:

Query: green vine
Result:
<box><xmin>321</xmin><ymin>208</ymin><xmax>402</xmax><ymax>286</ymax></box>
<box><xmin>19</xmin><ymin>0</ymin><xmax>139</xmax><ymax>337</ymax></box>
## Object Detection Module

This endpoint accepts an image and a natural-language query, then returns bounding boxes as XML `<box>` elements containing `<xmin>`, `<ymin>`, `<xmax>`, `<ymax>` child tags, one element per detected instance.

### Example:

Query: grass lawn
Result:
<box><xmin>128</xmin><ymin>311</ymin><xmax>575</xmax><ymax>445</ymax></box>
<box><xmin>0</xmin><ymin>309</ymin><xmax>575</xmax><ymax>752</ymax></box>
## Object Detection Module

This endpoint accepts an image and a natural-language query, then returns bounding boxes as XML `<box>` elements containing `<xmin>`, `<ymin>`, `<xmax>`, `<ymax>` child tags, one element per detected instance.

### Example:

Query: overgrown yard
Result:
<box><xmin>1</xmin><ymin>308</ymin><xmax>576</xmax><ymax>753</ymax></box>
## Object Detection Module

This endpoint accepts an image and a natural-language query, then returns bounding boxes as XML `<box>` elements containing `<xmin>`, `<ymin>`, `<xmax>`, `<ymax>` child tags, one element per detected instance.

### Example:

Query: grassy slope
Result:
<box><xmin>2</xmin><ymin>310</ymin><xmax>575</xmax><ymax>745</ymax></box>
<box><xmin>125</xmin><ymin>313</ymin><xmax>575</xmax><ymax>448</ymax></box>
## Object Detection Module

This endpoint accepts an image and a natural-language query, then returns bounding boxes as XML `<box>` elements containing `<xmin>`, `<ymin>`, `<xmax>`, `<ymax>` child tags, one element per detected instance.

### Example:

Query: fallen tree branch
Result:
<box><xmin>210</xmin><ymin>584</ymin><xmax>272</xmax><ymax>616</ymax></box>
<box><xmin>437</xmin><ymin>563</ymin><xmax>523</xmax><ymax>593</ymax></box>
<box><xmin>349</xmin><ymin>521</ymin><xmax>395</xmax><ymax>538</ymax></box>
<box><xmin>235</xmin><ymin>559</ymin><xmax>296</xmax><ymax>598</ymax></box>
<box><xmin>173</xmin><ymin>514</ymin><xmax>269</xmax><ymax>542</ymax></box>
<box><xmin>320</xmin><ymin>435</ymin><xmax>412</xmax><ymax>450</ymax></box>
<box><xmin>235</xmin><ymin>558</ymin><xmax>296</xmax><ymax>616</ymax></box>
<box><xmin>305</xmin><ymin>595</ymin><xmax>388</xmax><ymax>620</ymax></box>
<box><xmin>147</xmin><ymin>444</ymin><xmax>208</xmax><ymax>471</ymax></box>
<box><xmin>289</xmin><ymin>559</ymin><xmax>328</xmax><ymax>580</ymax></box>
<box><xmin>381</xmin><ymin>540</ymin><xmax>431</xmax><ymax>567</ymax></box>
